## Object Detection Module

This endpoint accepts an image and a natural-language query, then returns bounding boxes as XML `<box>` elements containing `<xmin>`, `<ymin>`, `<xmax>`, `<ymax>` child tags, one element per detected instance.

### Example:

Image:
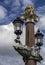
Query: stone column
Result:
<box><xmin>26</xmin><ymin>22</ymin><xmax>36</xmax><ymax>65</ymax></box>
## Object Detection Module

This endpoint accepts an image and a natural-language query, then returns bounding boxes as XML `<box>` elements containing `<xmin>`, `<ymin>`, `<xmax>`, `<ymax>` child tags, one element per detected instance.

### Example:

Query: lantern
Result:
<box><xmin>13</xmin><ymin>17</ymin><xmax>24</xmax><ymax>35</ymax></box>
<box><xmin>35</xmin><ymin>28</ymin><xmax>44</xmax><ymax>48</ymax></box>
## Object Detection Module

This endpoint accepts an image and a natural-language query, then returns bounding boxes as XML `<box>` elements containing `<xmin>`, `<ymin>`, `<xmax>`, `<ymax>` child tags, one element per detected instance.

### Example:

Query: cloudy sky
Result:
<box><xmin>0</xmin><ymin>0</ymin><xmax>45</xmax><ymax>65</ymax></box>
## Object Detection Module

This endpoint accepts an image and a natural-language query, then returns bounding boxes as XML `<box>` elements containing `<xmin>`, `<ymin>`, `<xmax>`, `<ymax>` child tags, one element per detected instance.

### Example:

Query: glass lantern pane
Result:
<box><xmin>37</xmin><ymin>39</ymin><xmax>40</xmax><ymax>43</ymax></box>
<box><xmin>16</xmin><ymin>26</ymin><xmax>20</xmax><ymax>30</ymax></box>
<box><xmin>16</xmin><ymin>23</ymin><xmax>22</xmax><ymax>30</ymax></box>
<box><xmin>40</xmin><ymin>38</ymin><xmax>43</xmax><ymax>43</ymax></box>
<box><xmin>14</xmin><ymin>23</ymin><xmax>22</xmax><ymax>31</ymax></box>
<box><xmin>14</xmin><ymin>24</ymin><xmax>16</xmax><ymax>32</ymax></box>
<box><xmin>35</xmin><ymin>38</ymin><xmax>37</xmax><ymax>44</ymax></box>
<box><xmin>13</xmin><ymin>22</ymin><xmax>23</xmax><ymax>35</ymax></box>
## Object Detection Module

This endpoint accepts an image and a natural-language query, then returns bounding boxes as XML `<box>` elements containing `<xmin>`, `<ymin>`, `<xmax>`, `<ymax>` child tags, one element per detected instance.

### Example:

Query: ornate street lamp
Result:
<box><xmin>13</xmin><ymin>6</ymin><xmax>44</xmax><ymax>65</ymax></box>
<box><xmin>13</xmin><ymin>17</ymin><xmax>24</xmax><ymax>35</ymax></box>
<box><xmin>13</xmin><ymin>17</ymin><xmax>24</xmax><ymax>44</ymax></box>
<box><xmin>35</xmin><ymin>28</ymin><xmax>44</xmax><ymax>49</ymax></box>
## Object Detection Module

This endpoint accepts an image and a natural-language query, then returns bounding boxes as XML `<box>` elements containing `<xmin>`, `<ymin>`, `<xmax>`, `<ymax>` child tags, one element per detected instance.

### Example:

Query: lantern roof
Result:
<box><xmin>35</xmin><ymin>28</ymin><xmax>44</xmax><ymax>37</ymax></box>
<box><xmin>13</xmin><ymin>17</ymin><xmax>24</xmax><ymax>24</ymax></box>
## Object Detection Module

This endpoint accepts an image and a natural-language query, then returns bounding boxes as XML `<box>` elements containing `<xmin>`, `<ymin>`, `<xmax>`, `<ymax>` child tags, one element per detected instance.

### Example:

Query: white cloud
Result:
<box><xmin>0</xmin><ymin>22</ymin><xmax>25</xmax><ymax>65</ymax></box>
<box><xmin>0</xmin><ymin>5</ymin><xmax>7</xmax><ymax>20</ymax></box>
<box><xmin>35</xmin><ymin>26</ymin><xmax>38</xmax><ymax>34</ymax></box>
<box><xmin>0</xmin><ymin>22</ymin><xmax>25</xmax><ymax>46</ymax></box>
<box><xmin>35</xmin><ymin>6</ymin><xmax>45</xmax><ymax>30</ymax></box>
<box><xmin>0</xmin><ymin>23</ymin><xmax>15</xmax><ymax>46</ymax></box>
<box><xmin>39</xmin><ymin>15</ymin><xmax>45</xmax><ymax>29</ymax></box>
<box><xmin>0</xmin><ymin>55</ymin><xmax>24</xmax><ymax>65</ymax></box>
<box><xmin>35</xmin><ymin>15</ymin><xmax>45</xmax><ymax>30</ymax></box>
<box><xmin>42</xmin><ymin>62</ymin><xmax>45</xmax><ymax>65</ymax></box>
<box><xmin>36</xmin><ymin>6</ymin><xmax>45</xmax><ymax>17</ymax></box>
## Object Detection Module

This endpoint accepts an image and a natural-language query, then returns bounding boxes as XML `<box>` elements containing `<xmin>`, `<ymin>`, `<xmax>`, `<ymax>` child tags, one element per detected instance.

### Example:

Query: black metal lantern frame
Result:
<box><xmin>35</xmin><ymin>29</ymin><xmax>44</xmax><ymax>48</ymax></box>
<box><xmin>13</xmin><ymin>17</ymin><xmax>24</xmax><ymax>35</ymax></box>
<box><xmin>13</xmin><ymin>17</ymin><xmax>24</xmax><ymax>44</ymax></box>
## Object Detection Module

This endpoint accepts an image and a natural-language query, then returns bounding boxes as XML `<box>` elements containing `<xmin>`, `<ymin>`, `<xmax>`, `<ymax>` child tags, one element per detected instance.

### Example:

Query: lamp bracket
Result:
<box><xmin>13</xmin><ymin>44</ymin><xmax>43</xmax><ymax>63</ymax></box>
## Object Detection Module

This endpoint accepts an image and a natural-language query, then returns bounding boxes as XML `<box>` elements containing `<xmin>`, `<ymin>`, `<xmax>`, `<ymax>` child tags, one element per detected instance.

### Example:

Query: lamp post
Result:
<box><xmin>20</xmin><ymin>6</ymin><xmax>38</xmax><ymax>65</ymax></box>
<box><xmin>12</xmin><ymin>6</ymin><xmax>44</xmax><ymax>65</ymax></box>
